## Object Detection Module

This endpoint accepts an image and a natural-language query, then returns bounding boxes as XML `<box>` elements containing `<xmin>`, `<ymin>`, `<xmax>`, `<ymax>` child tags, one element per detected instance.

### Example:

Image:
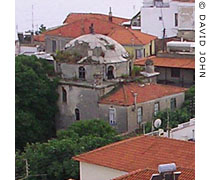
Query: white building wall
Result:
<box><xmin>141</xmin><ymin>0</ymin><xmax>194</xmax><ymax>39</ymax></box>
<box><xmin>141</xmin><ymin>3</ymin><xmax>178</xmax><ymax>38</ymax></box>
<box><xmin>80</xmin><ymin>162</ymin><xmax>127</xmax><ymax>180</ymax></box>
<box><xmin>169</xmin><ymin>118</ymin><xmax>195</xmax><ymax>140</ymax></box>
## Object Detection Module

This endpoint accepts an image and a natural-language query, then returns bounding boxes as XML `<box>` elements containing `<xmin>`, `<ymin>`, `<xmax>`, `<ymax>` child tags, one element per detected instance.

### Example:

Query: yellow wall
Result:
<box><xmin>123</xmin><ymin>40</ymin><xmax>156</xmax><ymax>60</ymax></box>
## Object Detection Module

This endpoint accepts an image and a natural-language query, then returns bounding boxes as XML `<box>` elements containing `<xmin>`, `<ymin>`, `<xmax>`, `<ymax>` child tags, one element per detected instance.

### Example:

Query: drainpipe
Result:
<box><xmin>133</xmin><ymin>93</ymin><xmax>138</xmax><ymax>110</ymax></box>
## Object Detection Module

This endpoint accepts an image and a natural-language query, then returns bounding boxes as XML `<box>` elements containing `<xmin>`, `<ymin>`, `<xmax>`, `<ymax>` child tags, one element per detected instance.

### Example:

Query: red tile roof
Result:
<box><xmin>99</xmin><ymin>83</ymin><xmax>187</xmax><ymax>106</ymax></box>
<box><xmin>73</xmin><ymin>135</ymin><xmax>195</xmax><ymax>172</ymax></box>
<box><xmin>35</xmin><ymin>17</ymin><xmax>125</xmax><ymax>42</ymax></box>
<box><xmin>108</xmin><ymin>28</ymin><xmax>157</xmax><ymax>45</ymax></box>
<box><xmin>112</xmin><ymin>167</ymin><xmax>195</xmax><ymax>180</ymax></box>
<box><xmin>134</xmin><ymin>56</ymin><xmax>195</xmax><ymax>69</ymax></box>
<box><xmin>63</xmin><ymin>13</ymin><xmax>129</xmax><ymax>25</ymax></box>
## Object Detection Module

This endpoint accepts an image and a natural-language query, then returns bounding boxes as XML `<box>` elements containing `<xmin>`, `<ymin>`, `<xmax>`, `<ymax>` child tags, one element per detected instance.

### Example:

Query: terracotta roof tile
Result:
<box><xmin>63</xmin><ymin>13</ymin><xmax>129</xmax><ymax>25</ymax></box>
<box><xmin>112</xmin><ymin>167</ymin><xmax>194</xmax><ymax>180</ymax></box>
<box><xmin>99</xmin><ymin>83</ymin><xmax>187</xmax><ymax>106</ymax></box>
<box><xmin>40</xmin><ymin>17</ymin><xmax>125</xmax><ymax>40</ymax></box>
<box><xmin>108</xmin><ymin>28</ymin><xmax>157</xmax><ymax>45</ymax></box>
<box><xmin>73</xmin><ymin>135</ymin><xmax>195</xmax><ymax>172</ymax></box>
<box><xmin>134</xmin><ymin>56</ymin><xmax>195</xmax><ymax>69</ymax></box>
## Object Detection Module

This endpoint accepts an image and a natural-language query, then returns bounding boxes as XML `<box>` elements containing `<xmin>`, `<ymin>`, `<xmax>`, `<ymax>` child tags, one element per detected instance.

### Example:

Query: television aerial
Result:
<box><xmin>154</xmin><ymin>119</ymin><xmax>162</xmax><ymax>128</ymax></box>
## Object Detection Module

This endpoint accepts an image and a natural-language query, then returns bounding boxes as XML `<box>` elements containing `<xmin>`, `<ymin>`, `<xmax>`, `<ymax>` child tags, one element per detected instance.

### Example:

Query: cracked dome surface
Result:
<box><xmin>65</xmin><ymin>34</ymin><xmax>129</xmax><ymax>64</ymax></box>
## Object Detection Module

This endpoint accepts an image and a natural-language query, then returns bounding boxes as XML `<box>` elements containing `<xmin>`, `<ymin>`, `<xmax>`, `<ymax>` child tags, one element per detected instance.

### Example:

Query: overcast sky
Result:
<box><xmin>15</xmin><ymin>0</ymin><xmax>143</xmax><ymax>33</ymax></box>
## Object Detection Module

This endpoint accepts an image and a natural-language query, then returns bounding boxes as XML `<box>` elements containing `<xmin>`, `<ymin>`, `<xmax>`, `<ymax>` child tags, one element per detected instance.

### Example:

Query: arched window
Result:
<box><xmin>62</xmin><ymin>87</ymin><xmax>67</xmax><ymax>103</ymax></box>
<box><xmin>75</xmin><ymin>108</ymin><xmax>80</xmax><ymax>121</ymax></box>
<box><xmin>107</xmin><ymin>66</ymin><xmax>114</xmax><ymax>79</ymax></box>
<box><xmin>79</xmin><ymin>66</ymin><xmax>85</xmax><ymax>80</ymax></box>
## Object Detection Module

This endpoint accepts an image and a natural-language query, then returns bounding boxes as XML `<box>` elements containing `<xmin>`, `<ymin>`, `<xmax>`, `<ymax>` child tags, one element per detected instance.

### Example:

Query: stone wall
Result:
<box><xmin>45</xmin><ymin>35</ymin><xmax>72</xmax><ymax>53</ymax></box>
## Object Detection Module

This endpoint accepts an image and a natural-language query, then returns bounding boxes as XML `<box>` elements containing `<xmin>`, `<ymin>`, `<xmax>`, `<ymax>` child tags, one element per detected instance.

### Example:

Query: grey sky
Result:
<box><xmin>15</xmin><ymin>0</ymin><xmax>143</xmax><ymax>33</ymax></box>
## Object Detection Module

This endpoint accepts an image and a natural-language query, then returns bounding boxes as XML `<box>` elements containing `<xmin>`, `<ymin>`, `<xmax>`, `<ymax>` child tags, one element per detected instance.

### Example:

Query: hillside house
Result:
<box><xmin>99</xmin><ymin>83</ymin><xmax>187</xmax><ymax>133</ymax></box>
<box><xmin>73</xmin><ymin>135</ymin><xmax>195</xmax><ymax>180</ymax></box>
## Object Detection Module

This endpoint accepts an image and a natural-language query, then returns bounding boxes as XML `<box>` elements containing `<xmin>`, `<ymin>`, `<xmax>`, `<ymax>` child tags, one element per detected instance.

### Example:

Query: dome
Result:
<box><xmin>65</xmin><ymin>34</ymin><xmax>129</xmax><ymax>64</ymax></box>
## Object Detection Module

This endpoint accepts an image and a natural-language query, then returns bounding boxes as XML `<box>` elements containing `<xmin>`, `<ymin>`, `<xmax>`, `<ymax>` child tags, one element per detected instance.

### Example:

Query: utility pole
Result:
<box><xmin>167</xmin><ymin>110</ymin><xmax>170</xmax><ymax>138</ymax></box>
<box><xmin>32</xmin><ymin>5</ymin><xmax>34</xmax><ymax>34</ymax></box>
<box><xmin>162</xmin><ymin>28</ymin><xmax>166</xmax><ymax>52</ymax></box>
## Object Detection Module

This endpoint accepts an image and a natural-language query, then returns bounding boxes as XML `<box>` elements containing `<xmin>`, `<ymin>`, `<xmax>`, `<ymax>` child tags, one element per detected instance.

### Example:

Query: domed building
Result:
<box><xmin>54</xmin><ymin>33</ymin><xmax>131</xmax><ymax>82</ymax></box>
<box><xmin>54</xmin><ymin>33</ymin><xmax>132</xmax><ymax>130</ymax></box>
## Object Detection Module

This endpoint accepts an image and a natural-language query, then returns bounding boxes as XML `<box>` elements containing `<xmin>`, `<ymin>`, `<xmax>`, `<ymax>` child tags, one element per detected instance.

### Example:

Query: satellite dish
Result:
<box><xmin>154</xmin><ymin>119</ymin><xmax>162</xmax><ymax>128</ymax></box>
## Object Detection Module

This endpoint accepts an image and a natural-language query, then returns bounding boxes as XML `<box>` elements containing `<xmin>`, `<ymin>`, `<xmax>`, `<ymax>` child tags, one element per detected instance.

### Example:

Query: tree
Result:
<box><xmin>16</xmin><ymin>119</ymin><xmax>121</xmax><ymax>180</ymax></box>
<box><xmin>35</xmin><ymin>24</ymin><xmax>47</xmax><ymax>35</ymax></box>
<box><xmin>152</xmin><ymin>86</ymin><xmax>195</xmax><ymax>132</ymax></box>
<box><xmin>16</xmin><ymin>55</ymin><xmax>59</xmax><ymax>150</ymax></box>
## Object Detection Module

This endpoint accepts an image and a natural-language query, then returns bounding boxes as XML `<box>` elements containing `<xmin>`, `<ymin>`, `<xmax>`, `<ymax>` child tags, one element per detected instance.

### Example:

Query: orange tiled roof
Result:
<box><xmin>134</xmin><ymin>56</ymin><xmax>195</xmax><ymax>69</ymax></box>
<box><xmin>73</xmin><ymin>135</ymin><xmax>195</xmax><ymax>172</ymax></box>
<box><xmin>108</xmin><ymin>28</ymin><xmax>157</xmax><ymax>45</ymax></box>
<box><xmin>63</xmin><ymin>13</ymin><xmax>129</xmax><ymax>25</ymax></box>
<box><xmin>112</xmin><ymin>167</ymin><xmax>195</xmax><ymax>180</ymax></box>
<box><xmin>38</xmin><ymin>17</ymin><xmax>125</xmax><ymax>40</ymax></box>
<box><xmin>99</xmin><ymin>83</ymin><xmax>187</xmax><ymax>106</ymax></box>
<box><xmin>34</xmin><ymin>33</ymin><xmax>45</xmax><ymax>42</ymax></box>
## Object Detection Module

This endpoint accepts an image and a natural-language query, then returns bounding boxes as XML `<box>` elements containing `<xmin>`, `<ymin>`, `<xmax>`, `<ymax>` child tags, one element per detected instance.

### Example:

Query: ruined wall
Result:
<box><xmin>56</xmin><ymin>85</ymin><xmax>101</xmax><ymax>130</ymax></box>
<box><xmin>45</xmin><ymin>35</ymin><xmax>72</xmax><ymax>53</ymax></box>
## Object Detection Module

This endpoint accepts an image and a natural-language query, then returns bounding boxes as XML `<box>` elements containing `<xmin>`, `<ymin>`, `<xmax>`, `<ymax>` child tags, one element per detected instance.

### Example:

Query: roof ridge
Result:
<box><xmin>122</xmin><ymin>84</ymin><xmax>128</xmax><ymax>103</ymax></box>
<box><xmin>73</xmin><ymin>135</ymin><xmax>194</xmax><ymax>161</ymax></box>
<box><xmin>127</xmin><ymin>28</ymin><xmax>144</xmax><ymax>44</ymax></box>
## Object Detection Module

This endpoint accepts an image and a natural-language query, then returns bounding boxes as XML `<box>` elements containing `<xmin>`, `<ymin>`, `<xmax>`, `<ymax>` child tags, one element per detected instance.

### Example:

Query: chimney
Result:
<box><xmin>109</xmin><ymin>7</ymin><xmax>113</xmax><ymax>22</ymax></box>
<box><xmin>89</xmin><ymin>23</ymin><xmax>94</xmax><ymax>34</ymax></box>
<box><xmin>145</xmin><ymin>59</ymin><xmax>155</xmax><ymax>73</ymax></box>
<box><xmin>18</xmin><ymin>33</ymin><xmax>24</xmax><ymax>44</ymax></box>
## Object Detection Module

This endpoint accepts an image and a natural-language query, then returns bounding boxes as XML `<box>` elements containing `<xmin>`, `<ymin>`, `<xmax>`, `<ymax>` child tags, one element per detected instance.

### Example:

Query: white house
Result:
<box><xmin>141</xmin><ymin>0</ymin><xmax>195</xmax><ymax>39</ymax></box>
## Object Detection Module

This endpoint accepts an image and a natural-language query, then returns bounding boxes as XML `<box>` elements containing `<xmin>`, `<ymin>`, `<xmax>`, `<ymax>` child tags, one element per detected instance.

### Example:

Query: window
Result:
<box><xmin>107</xmin><ymin>66</ymin><xmax>114</xmax><ymax>79</ymax></box>
<box><xmin>154</xmin><ymin>102</ymin><xmax>160</xmax><ymax>116</ymax></box>
<box><xmin>137</xmin><ymin>107</ymin><xmax>143</xmax><ymax>124</ymax></box>
<box><xmin>149</xmin><ymin>43</ymin><xmax>152</xmax><ymax>55</ymax></box>
<box><xmin>171</xmin><ymin>68</ymin><xmax>180</xmax><ymax>78</ymax></box>
<box><xmin>52</xmin><ymin>40</ymin><xmax>56</xmax><ymax>52</ymax></box>
<box><xmin>170</xmin><ymin>98</ymin><xmax>176</xmax><ymax>111</ymax></box>
<box><xmin>109</xmin><ymin>107</ymin><xmax>116</xmax><ymax>125</ymax></box>
<box><xmin>136</xmin><ymin>49</ymin><xmax>142</xmax><ymax>59</ymax></box>
<box><xmin>175</xmin><ymin>13</ymin><xmax>178</xmax><ymax>27</ymax></box>
<box><xmin>75</xmin><ymin>108</ymin><xmax>80</xmax><ymax>121</ymax></box>
<box><xmin>62</xmin><ymin>87</ymin><xmax>67</xmax><ymax>103</ymax></box>
<box><xmin>79</xmin><ymin>66</ymin><xmax>86</xmax><ymax>80</ymax></box>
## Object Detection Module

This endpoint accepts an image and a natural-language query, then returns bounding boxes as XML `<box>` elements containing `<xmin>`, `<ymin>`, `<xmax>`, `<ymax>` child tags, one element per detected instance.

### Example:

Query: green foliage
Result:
<box><xmin>16</xmin><ymin>119</ymin><xmax>121</xmax><ymax>180</ymax></box>
<box><xmin>131</xmin><ymin>66</ymin><xmax>143</xmax><ymax>77</ymax></box>
<box><xmin>145</xmin><ymin>121</ymin><xmax>152</xmax><ymax>134</ymax></box>
<box><xmin>182</xmin><ymin>85</ymin><xmax>195</xmax><ymax>118</ymax></box>
<box><xmin>54</xmin><ymin>50</ymin><xmax>82</xmax><ymax>63</ymax></box>
<box><xmin>150</xmin><ymin>86</ymin><xmax>195</xmax><ymax>133</ymax></box>
<box><xmin>16</xmin><ymin>55</ymin><xmax>59</xmax><ymax>150</ymax></box>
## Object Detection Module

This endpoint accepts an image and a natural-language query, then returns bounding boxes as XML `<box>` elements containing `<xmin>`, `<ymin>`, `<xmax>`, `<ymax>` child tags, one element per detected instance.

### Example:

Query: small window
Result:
<box><xmin>107</xmin><ymin>66</ymin><xmax>114</xmax><ymax>80</ymax></box>
<box><xmin>79</xmin><ymin>66</ymin><xmax>85</xmax><ymax>80</ymax></box>
<box><xmin>154</xmin><ymin>102</ymin><xmax>160</xmax><ymax>116</ymax></box>
<box><xmin>109</xmin><ymin>107</ymin><xmax>116</xmax><ymax>125</ymax></box>
<box><xmin>75</xmin><ymin>108</ymin><xmax>80</xmax><ymax>121</ymax></box>
<box><xmin>171</xmin><ymin>68</ymin><xmax>180</xmax><ymax>78</ymax></box>
<box><xmin>136</xmin><ymin>49</ymin><xmax>142</xmax><ymax>59</ymax></box>
<box><xmin>137</xmin><ymin>107</ymin><xmax>143</xmax><ymax>124</ymax></box>
<box><xmin>175</xmin><ymin>13</ymin><xmax>178</xmax><ymax>27</ymax></box>
<box><xmin>62</xmin><ymin>87</ymin><xmax>67</xmax><ymax>103</ymax></box>
<box><xmin>159</xmin><ymin>16</ymin><xmax>162</xmax><ymax>21</ymax></box>
<box><xmin>149</xmin><ymin>43</ymin><xmax>152</xmax><ymax>55</ymax></box>
<box><xmin>52</xmin><ymin>40</ymin><xmax>56</xmax><ymax>52</ymax></box>
<box><xmin>170</xmin><ymin>98</ymin><xmax>176</xmax><ymax>111</ymax></box>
